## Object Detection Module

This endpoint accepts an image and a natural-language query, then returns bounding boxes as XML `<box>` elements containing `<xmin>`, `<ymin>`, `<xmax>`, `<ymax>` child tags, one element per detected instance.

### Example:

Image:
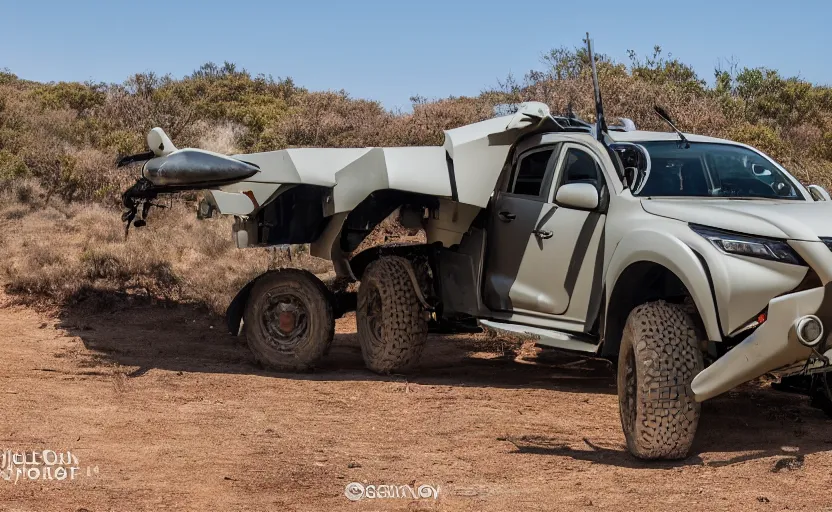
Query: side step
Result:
<box><xmin>479</xmin><ymin>320</ymin><xmax>598</xmax><ymax>353</ymax></box>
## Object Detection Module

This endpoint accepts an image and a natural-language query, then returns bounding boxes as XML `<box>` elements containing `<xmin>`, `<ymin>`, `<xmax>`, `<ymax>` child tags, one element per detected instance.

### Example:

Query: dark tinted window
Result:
<box><xmin>635</xmin><ymin>142</ymin><xmax>801</xmax><ymax>199</ymax></box>
<box><xmin>511</xmin><ymin>149</ymin><xmax>554</xmax><ymax>196</ymax></box>
<box><xmin>561</xmin><ymin>148</ymin><xmax>601</xmax><ymax>187</ymax></box>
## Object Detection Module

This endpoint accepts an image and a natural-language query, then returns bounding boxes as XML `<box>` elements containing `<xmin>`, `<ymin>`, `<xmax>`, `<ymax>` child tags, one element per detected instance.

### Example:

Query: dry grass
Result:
<box><xmin>2</xmin><ymin>49</ymin><xmax>832</xmax><ymax>313</ymax></box>
<box><xmin>0</xmin><ymin>181</ymin><xmax>332</xmax><ymax>315</ymax></box>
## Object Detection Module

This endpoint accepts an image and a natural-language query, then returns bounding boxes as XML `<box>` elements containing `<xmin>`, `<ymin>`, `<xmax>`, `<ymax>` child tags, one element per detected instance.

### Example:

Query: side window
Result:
<box><xmin>509</xmin><ymin>148</ymin><xmax>555</xmax><ymax>197</ymax></box>
<box><xmin>560</xmin><ymin>148</ymin><xmax>602</xmax><ymax>188</ymax></box>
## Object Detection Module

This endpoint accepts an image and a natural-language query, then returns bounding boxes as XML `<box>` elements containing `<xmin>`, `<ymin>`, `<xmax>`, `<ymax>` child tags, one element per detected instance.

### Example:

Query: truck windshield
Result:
<box><xmin>634</xmin><ymin>141</ymin><xmax>802</xmax><ymax>200</ymax></box>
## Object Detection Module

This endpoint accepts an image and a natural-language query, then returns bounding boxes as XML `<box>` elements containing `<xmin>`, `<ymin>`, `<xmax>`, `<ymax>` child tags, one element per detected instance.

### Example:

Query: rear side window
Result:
<box><xmin>510</xmin><ymin>148</ymin><xmax>554</xmax><ymax>197</ymax></box>
<box><xmin>560</xmin><ymin>148</ymin><xmax>602</xmax><ymax>188</ymax></box>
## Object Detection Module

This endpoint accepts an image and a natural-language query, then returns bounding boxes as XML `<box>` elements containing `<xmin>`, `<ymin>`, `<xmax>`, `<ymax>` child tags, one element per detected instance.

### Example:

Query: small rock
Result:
<box><xmin>757</xmin><ymin>496</ymin><xmax>770</xmax><ymax>503</ymax></box>
<box><xmin>176</xmin><ymin>371</ymin><xmax>183</xmax><ymax>376</ymax></box>
<box><xmin>347</xmin><ymin>462</ymin><xmax>361</xmax><ymax>468</ymax></box>
<box><xmin>39</xmin><ymin>323</ymin><xmax>47</xmax><ymax>329</ymax></box>
<box><xmin>772</xmin><ymin>455</ymin><xmax>804</xmax><ymax>473</ymax></box>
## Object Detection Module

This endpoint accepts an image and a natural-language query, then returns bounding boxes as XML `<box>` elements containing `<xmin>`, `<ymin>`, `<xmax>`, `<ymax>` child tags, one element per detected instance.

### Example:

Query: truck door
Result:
<box><xmin>483</xmin><ymin>142</ymin><xmax>607</xmax><ymax>322</ymax></box>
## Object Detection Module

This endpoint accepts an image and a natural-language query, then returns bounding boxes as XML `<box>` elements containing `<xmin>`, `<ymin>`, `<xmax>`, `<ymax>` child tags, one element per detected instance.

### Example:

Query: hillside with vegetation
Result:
<box><xmin>2</xmin><ymin>45</ymin><xmax>832</xmax><ymax>312</ymax></box>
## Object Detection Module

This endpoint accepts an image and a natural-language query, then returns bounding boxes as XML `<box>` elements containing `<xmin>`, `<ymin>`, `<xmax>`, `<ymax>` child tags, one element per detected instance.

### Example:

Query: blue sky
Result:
<box><xmin>1</xmin><ymin>0</ymin><xmax>829</xmax><ymax>110</ymax></box>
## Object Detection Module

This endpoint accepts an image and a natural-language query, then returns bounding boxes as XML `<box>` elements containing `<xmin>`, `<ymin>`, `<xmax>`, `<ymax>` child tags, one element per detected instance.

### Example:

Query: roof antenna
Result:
<box><xmin>586</xmin><ymin>32</ymin><xmax>607</xmax><ymax>142</ymax></box>
<box><xmin>653</xmin><ymin>105</ymin><xmax>690</xmax><ymax>148</ymax></box>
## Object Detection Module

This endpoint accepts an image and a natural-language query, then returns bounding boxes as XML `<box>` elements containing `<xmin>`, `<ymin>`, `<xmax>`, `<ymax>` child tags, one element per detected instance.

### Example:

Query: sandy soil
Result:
<box><xmin>1</xmin><ymin>293</ymin><xmax>832</xmax><ymax>511</ymax></box>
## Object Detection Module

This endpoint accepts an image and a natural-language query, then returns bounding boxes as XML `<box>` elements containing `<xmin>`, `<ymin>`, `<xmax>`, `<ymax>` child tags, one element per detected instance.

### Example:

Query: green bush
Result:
<box><xmin>0</xmin><ymin>150</ymin><xmax>29</xmax><ymax>181</ymax></box>
<box><xmin>727</xmin><ymin>123</ymin><xmax>787</xmax><ymax>161</ymax></box>
<box><xmin>814</xmin><ymin>132</ymin><xmax>832</xmax><ymax>161</ymax></box>
<box><xmin>32</xmin><ymin>81</ymin><xmax>106</xmax><ymax>113</ymax></box>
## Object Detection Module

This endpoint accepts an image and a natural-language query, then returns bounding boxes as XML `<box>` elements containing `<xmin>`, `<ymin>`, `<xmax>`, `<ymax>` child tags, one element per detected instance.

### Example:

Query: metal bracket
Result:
<box><xmin>400</xmin><ymin>259</ymin><xmax>435</xmax><ymax>312</ymax></box>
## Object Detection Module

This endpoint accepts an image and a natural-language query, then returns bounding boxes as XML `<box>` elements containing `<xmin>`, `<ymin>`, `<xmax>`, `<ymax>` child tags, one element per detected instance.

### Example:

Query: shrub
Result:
<box><xmin>728</xmin><ymin>123</ymin><xmax>788</xmax><ymax>161</ymax></box>
<box><xmin>32</xmin><ymin>81</ymin><xmax>106</xmax><ymax>114</ymax></box>
<box><xmin>0</xmin><ymin>150</ymin><xmax>29</xmax><ymax>181</ymax></box>
<box><xmin>1</xmin><ymin>48</ymin><xmax>832</xmax><ymax>313</ymax></box>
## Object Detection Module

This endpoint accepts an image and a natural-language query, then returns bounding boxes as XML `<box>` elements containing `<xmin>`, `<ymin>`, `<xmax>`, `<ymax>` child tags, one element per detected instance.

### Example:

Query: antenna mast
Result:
<box><xmin>586</xmin><ymin>33</ymin><xmax>607</xmax><ymax>142</ymax></box>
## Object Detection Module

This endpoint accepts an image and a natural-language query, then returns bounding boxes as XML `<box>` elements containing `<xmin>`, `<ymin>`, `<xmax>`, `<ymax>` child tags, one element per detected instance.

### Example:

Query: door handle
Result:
<box><xmin>498</xmin><ymin>211</ymin><xmax>516</xmax><ymax>222</ymax></box>
<box><xmin>533</xmin><ymin>229</ymin><xmax>553</xmax><ymax>239</ymax></box>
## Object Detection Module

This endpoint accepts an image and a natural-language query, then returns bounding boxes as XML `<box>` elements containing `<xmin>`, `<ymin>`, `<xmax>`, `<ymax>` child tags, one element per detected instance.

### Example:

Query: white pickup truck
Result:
<box><xmin>117</xmin><ymin>40</ymin><xmax>832</xmax><ymax>460</ymax></box>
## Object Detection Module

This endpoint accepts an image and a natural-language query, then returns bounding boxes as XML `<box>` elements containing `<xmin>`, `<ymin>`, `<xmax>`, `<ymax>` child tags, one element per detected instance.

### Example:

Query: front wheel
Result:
<box><xmin>243</xmin><ymin>269</ymin><xmax>334</xmax><ymax>372</ymax></box>
<box><xmin>617</xmin><ymin>300</ymin><xmax>704</xmax><ymax>460</ymax></box>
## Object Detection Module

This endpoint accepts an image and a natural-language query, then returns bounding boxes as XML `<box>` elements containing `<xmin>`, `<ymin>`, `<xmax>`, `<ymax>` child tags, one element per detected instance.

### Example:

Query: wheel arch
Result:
<box><xmin>349</xmin><ymin>243</ymin><xmax>435</xmax><ymax>281</ymax></box>
<box><xmin>337</xmin><ymin>190</ymin><xmax>440</xmax><ymax>256</ymax></box>
<box><xmin>310</xmin><ymin>189</ymin><xmax>441</xmax><ymax>278</ymax></box>
<box><xmin>601</xmin><ymin>232</ymin><xmax>722</xmax><ymax>358</ymax></box>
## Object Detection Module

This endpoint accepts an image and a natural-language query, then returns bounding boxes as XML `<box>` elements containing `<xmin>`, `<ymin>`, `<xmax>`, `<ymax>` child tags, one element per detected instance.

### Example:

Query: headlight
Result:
<box><xmin>690</xmin><ymin>224</ymin><xmax>804</xmax><ymax>265</ymax></box>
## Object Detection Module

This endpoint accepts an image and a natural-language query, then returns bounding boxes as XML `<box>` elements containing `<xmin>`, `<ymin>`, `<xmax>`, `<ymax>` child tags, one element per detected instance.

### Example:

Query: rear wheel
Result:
<box><xmin>244</xmin><ymin>269</ymin><xmax>334</xmax><ymax>372</ymax></box>
<box><xmin>617</xmin><ymin>300</ymin><xmax>704</xmax><ymax>460</ymax></box>
<box><xmin>357</xmin><ymin>256</ymin><xmax>428</xmax><ymax>373</ymax></box>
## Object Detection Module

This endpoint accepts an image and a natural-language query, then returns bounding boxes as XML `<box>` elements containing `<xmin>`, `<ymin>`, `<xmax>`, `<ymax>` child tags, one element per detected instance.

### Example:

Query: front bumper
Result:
<box><xmin>691</xmin><ymin>285</ymin><xmax>831</xmax><ymax>401</ymax></box>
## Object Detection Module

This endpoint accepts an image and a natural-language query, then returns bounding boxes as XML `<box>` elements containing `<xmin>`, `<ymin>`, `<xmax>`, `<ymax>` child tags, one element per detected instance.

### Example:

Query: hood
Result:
<box><xmin>641</xmin><ymin>198</ymin><xmax>832</xmax><ymax>240</ymax></box>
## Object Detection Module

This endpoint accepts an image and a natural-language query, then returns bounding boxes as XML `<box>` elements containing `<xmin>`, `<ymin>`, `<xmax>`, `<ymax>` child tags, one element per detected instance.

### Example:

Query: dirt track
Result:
<box><xmin>1</xmin><ymin>293</ymin><xmax>832</xmax><ymax>511</ymax></box>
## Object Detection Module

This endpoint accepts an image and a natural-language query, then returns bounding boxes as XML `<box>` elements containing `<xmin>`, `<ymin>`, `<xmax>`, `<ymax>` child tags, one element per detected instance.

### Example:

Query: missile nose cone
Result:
<box><xmin>142</xmin><ymin>149</ymin><xmax>259</xmax><ymax>187</ymax></box>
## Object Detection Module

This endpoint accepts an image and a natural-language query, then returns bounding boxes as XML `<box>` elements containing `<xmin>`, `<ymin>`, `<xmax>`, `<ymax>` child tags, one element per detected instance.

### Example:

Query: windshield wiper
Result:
<box><xmin>654</xmin><ymin>105</ymin><xmax>690</xmax><ymax>149</ymax></box>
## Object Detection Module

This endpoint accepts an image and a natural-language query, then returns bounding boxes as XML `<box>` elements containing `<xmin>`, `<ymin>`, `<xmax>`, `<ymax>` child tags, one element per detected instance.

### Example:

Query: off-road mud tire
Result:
<box><xmin>357</xmin><ymin>256</ymin><xmax>428</xmax><ymax>373</ymax></box>
<box><xmin>617</xmin><ymin>300</ymin><xmax>704</xmax><ymax>460</ymax></box>
<box><xmin>244</xmin><ymin>269</ymin><xmax>334</xmax><ymax>372</ymax></box>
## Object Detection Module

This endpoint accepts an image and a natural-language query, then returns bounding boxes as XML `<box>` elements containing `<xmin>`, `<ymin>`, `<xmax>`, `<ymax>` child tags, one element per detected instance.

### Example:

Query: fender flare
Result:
<box><xmin>605</xmin><ymin>230</ymin><xmax>722</xmax><ymax>342</ymax></box>
<box><xmin>226</xmin><ymin>277</ymin><xmax>259</xmax><ymax>336</ymax></box>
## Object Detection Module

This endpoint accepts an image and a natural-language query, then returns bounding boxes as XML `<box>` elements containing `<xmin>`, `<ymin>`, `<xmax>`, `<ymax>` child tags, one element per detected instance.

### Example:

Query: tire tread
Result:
<box><xmin>618</xmin><ymin>300</ymin><xmax>704</xmax><ymax>460</ymax></box>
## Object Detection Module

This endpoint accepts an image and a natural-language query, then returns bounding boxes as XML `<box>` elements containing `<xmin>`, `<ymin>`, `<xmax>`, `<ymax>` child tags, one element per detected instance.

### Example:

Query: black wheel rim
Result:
<box><xmin>622</xmin><ymin>349</ymin><xmax>637</xmax><ymax>434</ymax></box>
<box><xmin>260</xmin><ymin>292</ymin><xmax>309</xmax><ymax>352</ymax></box>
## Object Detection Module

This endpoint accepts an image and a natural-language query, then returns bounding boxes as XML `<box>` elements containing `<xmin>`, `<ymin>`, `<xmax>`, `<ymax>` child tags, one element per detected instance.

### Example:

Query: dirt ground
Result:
<box><xmin>1</xmin><ymin>293</ymin><xmax>832</xmax><ymax>511</ymax></box>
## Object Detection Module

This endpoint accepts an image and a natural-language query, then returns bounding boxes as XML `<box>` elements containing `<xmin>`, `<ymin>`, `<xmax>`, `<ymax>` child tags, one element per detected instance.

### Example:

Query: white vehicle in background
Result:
<box><xmin>117</xmin><ymin>37</ymin><xmax>832</xmax><ymax>460</ymax></box>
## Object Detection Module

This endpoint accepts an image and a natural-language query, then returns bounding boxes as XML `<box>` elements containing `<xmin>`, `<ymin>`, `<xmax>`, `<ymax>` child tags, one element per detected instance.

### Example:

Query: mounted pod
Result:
<box><xmin>119</xmin><ymin>127</ymin><xmax>260</xmax><ymax>234</ymax></box>
<box><xmin>142</xmin><ymin>149</ymin><xmax>259</xmax><ymax>189</ymax></box>
<box><xmin>243</xmin><ymin>269</ymin><xmax>335</xmax><ymax>372</ymax></box>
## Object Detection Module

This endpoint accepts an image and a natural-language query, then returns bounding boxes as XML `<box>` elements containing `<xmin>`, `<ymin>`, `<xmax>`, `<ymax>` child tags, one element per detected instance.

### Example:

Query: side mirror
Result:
<box><xmin>808</xmin><ymin>184</ymin><xmax>831</xmax><ymax>201</ymax></box>
<box><xmin>556</xmin><ymin>183</ymin><xmax>599</xmax><ymax>210</ymax></box>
